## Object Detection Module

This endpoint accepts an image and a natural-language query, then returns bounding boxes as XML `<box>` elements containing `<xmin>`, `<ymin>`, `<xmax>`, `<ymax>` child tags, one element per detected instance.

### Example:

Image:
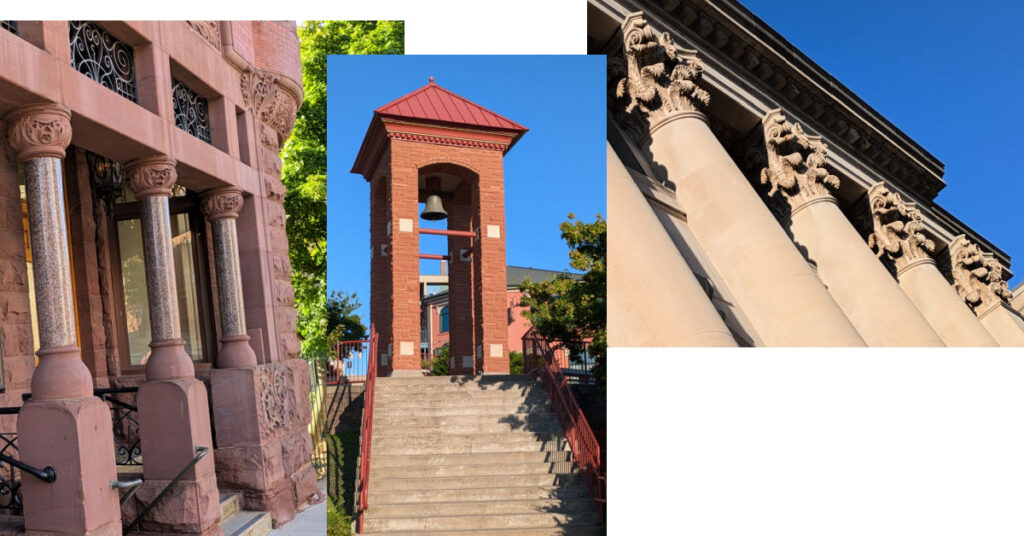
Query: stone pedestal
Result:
<box><xmin>607</xmin><ymin>143</ymin><xmax>737</xmax><ymax>347</ymax></box>
<box><xmin>898</xmin><ymin>260</ymin><xmax>998</xmax><ymax>346</ymax></box>
<box><xmin>6</xmin><ymin>102</ymin><xmax>122</xmax><ymax>535</ymax></box>
<box><xmin>210</xmin><ymin>361</ymin><xmax>319</xmax><ymax>525</ymax></box>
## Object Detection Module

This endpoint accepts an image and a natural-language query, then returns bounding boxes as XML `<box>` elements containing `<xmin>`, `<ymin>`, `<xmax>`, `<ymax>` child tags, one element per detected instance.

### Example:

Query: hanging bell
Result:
<box><xmin>421</xmin><ymin>194</ymin><xmax>448</xmax><ymax>221</ymax></box>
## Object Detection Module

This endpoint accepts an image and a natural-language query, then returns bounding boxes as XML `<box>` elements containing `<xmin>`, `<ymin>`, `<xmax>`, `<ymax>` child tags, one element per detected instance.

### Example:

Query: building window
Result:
<box><xmin>1</xmin><ymin>21</ymin><xmax>17</xmax><ymax>35</ymax></box>
<box><xmin>172</xmin><ymin>79</ymin><xmax>212</xmax><ymax>143</ymax></box>
<box><xmin>69</xmin><ymin>21</ymin><xmax>138</xmax><ymax>103</ymax></box>
<box><xmin>111</xmin><ymin>188</ymin><xmax>215</xmax><ymax>369</ymax></box>
<box><xmin>439</xmin><ymin>305</ymin><xmax>449</xmax><ymax>333</ymax></box>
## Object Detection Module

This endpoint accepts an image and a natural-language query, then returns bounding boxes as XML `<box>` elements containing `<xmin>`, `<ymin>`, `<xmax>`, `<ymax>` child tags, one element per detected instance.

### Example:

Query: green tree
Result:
<box><xmin>325</xmin><ymin>291</ymin><xmax>368</xmax><ymax>353</ymax></box>
<box><xmin>425</xmin><ymin>345</ymin><xmax>450</xmax><ymax>376</ymax></box>
<box><xmin>283</xmin><ymin>21</ymin><xmax>404</xmax><ymax>355</ymax></box>
<box><xmin>518</xmin><ymin>214</ymin><xmax>607</xmax><ymax>389</ymax></box>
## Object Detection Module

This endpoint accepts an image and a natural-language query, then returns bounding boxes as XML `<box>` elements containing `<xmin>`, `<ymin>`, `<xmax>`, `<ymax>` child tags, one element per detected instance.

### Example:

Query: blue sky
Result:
<box><xmin>742</xmin><ymin>0</ymin><xmax>1024</xmax><ymax>287</ymax></box>
<box><xmin>326</xmin><ymin>55</ymin><xmax>607</xmax><ymax>324</ymax></box>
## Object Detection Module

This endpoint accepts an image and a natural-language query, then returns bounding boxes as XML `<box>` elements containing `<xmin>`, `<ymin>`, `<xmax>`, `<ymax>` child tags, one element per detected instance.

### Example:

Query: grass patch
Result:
<box><xmin>327</xmin><ymin>431</ymin><xmax>361</xmax><ymax>516</ymax></box>
<box><xmin>327</xmin><ymin>498</ymin><xmax>353</xmax><ymax>536</ymax></box>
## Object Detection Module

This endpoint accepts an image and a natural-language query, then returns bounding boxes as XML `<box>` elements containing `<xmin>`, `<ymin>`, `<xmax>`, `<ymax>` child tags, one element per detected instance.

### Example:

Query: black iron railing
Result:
<box><xmin>95</xmin><ymin>388</ymin><xmax>142</xmax><ymax>466</ymax></box>
<box><xmin>0</xmin><ymin>425</ymin><xmax>58</xmax><ymax>515</ymax></box>
<box><xmin>124</xmin><ymin>446</ymin><xmax>209</xmax><ymax>533</ymax></box>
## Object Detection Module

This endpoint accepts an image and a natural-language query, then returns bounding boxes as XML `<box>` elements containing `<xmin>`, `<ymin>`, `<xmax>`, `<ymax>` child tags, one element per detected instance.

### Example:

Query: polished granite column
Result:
<box><xmin>124</xmin><ymin>156</ymin><xmax>221</xmax><ymax>534</ymax></box>
<box><xmin>5</xmin><ymin>103</ymin><xmax>121</xmax><ymax>535</ymax></box>
<box><xmin>866</xmin><ymin>185</ymin><xmax>997</xmax><ymax>346</ymax></box>
<box><xmin>201</xmin><ymin>187</ymin><xmax>257</xmax><ymax>368</ymax></box>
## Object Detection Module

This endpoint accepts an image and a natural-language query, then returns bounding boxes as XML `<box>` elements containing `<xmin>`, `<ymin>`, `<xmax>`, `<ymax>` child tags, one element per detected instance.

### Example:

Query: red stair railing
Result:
<box><xmin>356</xmin><ymin>325</ymin><xmax>379</xmax><ymax>533</ymax></box>
<box><xmin>522</xmin><ymin>329</ymin><xmax>605</xmax><ymax>521</ymax></box>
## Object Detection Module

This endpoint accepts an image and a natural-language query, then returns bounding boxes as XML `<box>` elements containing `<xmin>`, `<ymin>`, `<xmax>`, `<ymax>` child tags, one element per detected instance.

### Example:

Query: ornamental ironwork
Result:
<box><xmin>86</xmin><ymin>151</ymin><xmax>125</xmax><ymax>209</ymax></box>
<box><xmin>69</xmin><ymin>21</ymin><xmax>138</xmax><ymax>103</ymax></box>
<box><xmin>0</xmin><ymin>433</ymin><xmax>22</xmax><ymax>514</ymax></box>
<box><xmin>1</xmin><ymin>21</ymin><xmax>16</xmax><ymax>35</ymax></box>
<box><xmin>97</xmin><ymin>389</ymin><xmax>143</xmax><ymax>466</ymax></box>
<box><xmin>172</xmin><ymin>79</ymin><xmax>212</xmax><ymax>144</ymax></box>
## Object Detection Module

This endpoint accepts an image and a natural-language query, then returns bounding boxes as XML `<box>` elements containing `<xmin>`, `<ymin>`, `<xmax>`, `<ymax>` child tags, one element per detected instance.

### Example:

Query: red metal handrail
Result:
<box><xmin>331</xmin><ymin>339</ymin><xmax>372</xmax><ymax>385</ymax></box>
<box><xmin>356</xmin><ymin>325</ymin><xmax>379</xmax><ymax>533</ymax></box>
<box><xmin>522</xmin><ymin>330</ymin><xmax>605</xmax><ymax>521</ymax></box>
<box><xmin>419</xmin><ymin>228</ymin><xmax>476</xmax><ymax>238</ymax></box>
<box><xmin>418</xmin><ymin>253</ymin><xmax>450</xmax><ymax>261</ymax></box>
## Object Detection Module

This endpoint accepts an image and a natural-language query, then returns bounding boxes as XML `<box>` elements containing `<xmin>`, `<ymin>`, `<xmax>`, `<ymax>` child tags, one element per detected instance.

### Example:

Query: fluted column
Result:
<box><xmin>201</xmin><ymin>187</ymin><xmax>258</xmax><ymax>368</ymax></box>
<box><xmin>612</xmin><ymin>13</ymin><xmax>864</xmax><ymax>346</ymax></box>
<box><xmin>948</xmin><ymin>236</ymin><xmax>1024</xmax><ymax>346</ymax></box>
<box><xmin>866</xmin><ymin>184</ymin><xmax>996</xmax><ymax>346</ymax></box>
<box><xmin>756</xmin><ymin>110</ymin><xmax>942</xmax><ymax>347</ymax></box>
<box><xmin>608</xmin><ymin>142</ymin><xmax>736</xmax><ymax>346</ymax></box>
<box><xmin>5</xmin><ymin>103</ymin><xmax>121</xmax><ymax>535</ymax></box>
<box><xmin>124</xmin><ymin>156</ymin><xmax>221</xmax><ymax>534</ymax></box>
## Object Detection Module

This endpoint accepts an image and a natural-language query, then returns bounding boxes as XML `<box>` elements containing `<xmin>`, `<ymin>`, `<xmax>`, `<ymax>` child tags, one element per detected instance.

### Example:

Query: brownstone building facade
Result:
<box><xmin>0</xmin><ymin>21</ymin><xmax>316</xmax><ymax>535</ymax></box>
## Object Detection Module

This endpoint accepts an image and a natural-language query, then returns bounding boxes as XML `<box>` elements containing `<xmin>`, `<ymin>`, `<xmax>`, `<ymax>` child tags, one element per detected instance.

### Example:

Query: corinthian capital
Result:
<box><xmin>125</xmin><ymin>156</ymin><xmax>178</xmax><ymax>199</ymax></box>
<box><xmin>949</xmin><ymin>235</ymin><xmax>1013</xmax><ymax>316</ymax></box>
<box><xmin>200</xmin><ymin>187</ymin><xmax>244</xmax><ymax>221</ymax></box>
<box><xmin>866</xmin><ymin>183</ymin><xmax>935</xmax><ymax>274</ymax></box>
<box><xmin>4</xmin><ymin>103</ymin><xmax>72</xmax><ymax>162</ymax></box>
<box><xmin>241</xmin><ymin>69</ymin><xmax>299</xmax><ymax>145</ymax></box>
<box><xmin>759</xmin><ymin>109</ymin><xmax>840</xmax><ymax>213</ymax></box>
<box><xmin>613</xmin><ymin>13</ymin><xmax>710</xmax><ymax>136</ymax></box>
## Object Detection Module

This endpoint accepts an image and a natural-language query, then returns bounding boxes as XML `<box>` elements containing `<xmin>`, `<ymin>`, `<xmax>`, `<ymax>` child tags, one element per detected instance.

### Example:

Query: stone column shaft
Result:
<box><xmin>948</xmin><ymin>236</ymin><xmax>1024</xmax><ymax>347</ymax></box>
<box><xmin>6</xmin><ymin>103</ymin><xmax>122</xmax><ymax>535</ymax></box>
<box><xmin>978</xmin><ymin>304</ymin><xmax>1024</xmax><ymax>346</ymax></box>
<box><xmin>608</xmin><ymin>142</ymin><xmax>736</xmax><ymax>347</ymax></box>
<box><xmin>125</xmin><ymin>156</ymin><xmax>220</xmax><ymax>534</ymax></box>
<box><xmin>898</xmin><ymin>260</ymin><xmax>998</xmax><ymax>346</ymax></box>
<box><xmin>202</xmin><ymin>187</ymin><xmax>258</xmax><ymax>369</ymax></box>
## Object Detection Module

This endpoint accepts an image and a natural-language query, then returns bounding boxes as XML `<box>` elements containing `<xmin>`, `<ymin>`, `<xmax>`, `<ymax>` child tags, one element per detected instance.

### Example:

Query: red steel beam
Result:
<box><xmin>419</xmin><ymin>228</ymin><xmax>476</xmax><ymax>238</ymax></box>
<box><xmin>419</xmin><ymin>253</ymin><xmax>450</xmax><ymax>260</ymax></box>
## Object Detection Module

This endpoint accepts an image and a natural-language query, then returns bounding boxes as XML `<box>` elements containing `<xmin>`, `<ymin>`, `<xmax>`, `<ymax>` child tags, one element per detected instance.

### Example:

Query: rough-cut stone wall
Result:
<box><xmin>0</xmin><ymin>147</ymin><xmax>34</xmax><ymax>430</ymax></box>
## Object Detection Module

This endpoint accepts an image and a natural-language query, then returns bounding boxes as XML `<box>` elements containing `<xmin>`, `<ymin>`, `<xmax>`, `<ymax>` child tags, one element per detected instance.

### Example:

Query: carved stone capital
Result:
<box><xmin>948</xmin><ymin>235</ymin><xmax>1013</xmax><ymax>316</ymax></box>
<box><xmin>759</xmin><ymin>109</ymin><xmax>840</xmax><ymax>214</ymax></box>
<box><xmin>612</xmin><ymin>13</ymin><xmax>710</xmax><ymax>139</ymax></box>
<box><xmin>241</xmin><ymin>69</ymin><xmax>299</xmax><ymax>146</ymax></box>
<box><xmin>200</xmin><ymin>187</ymin><xmax>244</xmax><ymax>221</ymax></box>
<box><xmin>866</xmin><ymin>183</ymin><xmax>935</xmax><ymax>275</ymax></box>
<box><xmin>125</xmin><ymin>156</ymin><xmax>178</xmax><ymax>199</ymax></box>
<box><xmin>4</xmin><ymin>103</ymin><xmax>72</xmax><ymax>162</ymax></box>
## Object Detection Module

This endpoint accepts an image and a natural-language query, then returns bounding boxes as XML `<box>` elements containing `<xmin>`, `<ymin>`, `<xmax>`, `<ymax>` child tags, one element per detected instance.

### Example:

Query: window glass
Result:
<box><xmin>439</xmin><ymin>305</ymin><xmax>450</xmax><ymax>333</ymax></box>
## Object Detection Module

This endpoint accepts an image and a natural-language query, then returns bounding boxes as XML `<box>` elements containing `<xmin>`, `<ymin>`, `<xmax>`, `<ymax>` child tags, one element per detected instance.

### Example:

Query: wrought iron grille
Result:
<box><xmin>69</xmin><ymin>21</ymin><xmax>138</xmax><ymax>103</ymax></box>
<box><xmin>97</xmin><ymin>388</ymin><xmax>142</xmax><ymax>466</ymax></box>
<box><xmin>0</xmin><ymin>433</ymin><xmax>22</xmax><ymax>514</ymax></box>
<box><xmin>172</xmin><ymin>79</ymin><xmax>212</xmax><ymax>143</ymax></box>
<box><xmin>1</xmin><ymin>21</ymin><xmax>16</xmax><ymax>35</ymax></box>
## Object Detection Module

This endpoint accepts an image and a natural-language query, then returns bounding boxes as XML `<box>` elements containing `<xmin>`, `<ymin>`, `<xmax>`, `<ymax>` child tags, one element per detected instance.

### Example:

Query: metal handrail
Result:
<box><xmin>0</xmin><ymin>453</ymin><xmax>56</xmax><ymax>483</ymax></box>
<box><xmin>124</xmin><ymin>446</ymin><xmax>209</xmax><ymax>533</ymax></box>
<box><xmin>523</xmin><ymin>331</ymin><xmax>605</xmax><ymax>522</ymax></box>
<box><xmin>355</xmin><ymin>325</ymin><xmax>379</xmax><ymax>533</ymax></box>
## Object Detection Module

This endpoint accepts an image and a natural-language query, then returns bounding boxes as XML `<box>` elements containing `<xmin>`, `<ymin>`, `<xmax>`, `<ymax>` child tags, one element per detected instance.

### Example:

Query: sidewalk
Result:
<box><xmin>272</xmin><ymin>480</ymin><xmax>326</xmax><ymax>535</ymax></box>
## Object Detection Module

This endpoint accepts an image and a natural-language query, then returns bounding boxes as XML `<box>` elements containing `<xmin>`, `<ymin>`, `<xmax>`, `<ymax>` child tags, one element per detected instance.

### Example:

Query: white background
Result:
<box><xmin>11</xmin><ymin>2</ymin><xmax>1024</xmax><ymax>534</ymax></box>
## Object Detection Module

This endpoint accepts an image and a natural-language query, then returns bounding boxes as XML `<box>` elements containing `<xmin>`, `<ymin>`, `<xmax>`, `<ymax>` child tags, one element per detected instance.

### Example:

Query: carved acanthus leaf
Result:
<box><xmin>241</xmin><ymin>69</ymin><xmax>299</xmax><ymax>146</ymax></box>
<box><xmin>613</xmin><ymin>13</ymin><xmax>710</xmax><ymax>138</ymax></box>
<box><xmin>866</xmin><ymin>183</ymin><xmax>934</xmax><ymax>274</ymax></box>
<box><xmin>759</xmin><ymin>109</ymin><xmax>840</xmax><ymax>213</ymax></box>
<box><xmin>949</xmin><ymin>235</ymin><xmax>1013</xmax><ymax>315</ymax></box>
<box><xmin>186</xmin><ymin>21</ymin><xmax>221</xmax><ymax>50</ymax></box>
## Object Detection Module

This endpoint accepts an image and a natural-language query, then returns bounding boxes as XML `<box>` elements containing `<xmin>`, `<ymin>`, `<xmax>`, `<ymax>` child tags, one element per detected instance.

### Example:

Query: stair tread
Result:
<box><xmin>220</xmin><ymin>510</ymin><xmax>271</xmax><ymax>536</ymax></box>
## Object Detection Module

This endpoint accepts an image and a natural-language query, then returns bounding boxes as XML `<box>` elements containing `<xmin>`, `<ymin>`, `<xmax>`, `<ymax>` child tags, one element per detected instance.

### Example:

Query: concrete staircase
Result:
<box><xmin>361</xmin><ymin>375</ymin><xmax>602</xmax><ymax>535</ymax></box>
<box><xmin>219</xmin><ymin>493</ymin><xmax>272</xmax><ymax>536</ymax></box>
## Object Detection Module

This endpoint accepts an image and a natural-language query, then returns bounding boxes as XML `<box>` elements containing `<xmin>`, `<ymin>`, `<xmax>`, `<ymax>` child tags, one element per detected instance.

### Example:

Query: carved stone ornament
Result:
<box><xmin>614</xmin><ymin>13</ymin><xmax>710</xmax><ymax>137</ymax></box>
<box><xmin>200</xmin><ymin>187</ymin><xmax>244</xmax><ymax>221</ymax></box>
<box><xmin>759</xmin><ymin>109</ymin><xmax>840</xmax><ymax>213</ymax></box>
<box><xmin>186</xmin><ymin>21</ymin><xmax>221</xmax><ymax>50</ymax></box>
<box><xmin>4</xmin><ymin>103</ymin><xmax>73</xmax><ymax>163</ymax></box>
<box><xmin>948</xmin><ymin>235</ymin><xmax>1013</xmax><ymax>315</ymax></box>
<box><xmin>125</xmin><ymin>155</ymin><xmax>178</xmax><ymax>199</ymax></box>
<box><xmin>866</xmin><ymin>183</ymin><xmax>935</xmax><ymax>274</ymax></box>
<box><xmin>241</xmin><ymin>69</ymin><xmax>299</xmax><ymax>144</ymax></box>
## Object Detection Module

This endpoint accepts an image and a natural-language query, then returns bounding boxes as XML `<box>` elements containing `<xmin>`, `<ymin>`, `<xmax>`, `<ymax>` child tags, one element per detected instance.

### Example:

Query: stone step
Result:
<box><xmin>364</xmin><ymin>511</ymin><xmax>602</xmax><ymax>533</ymax></box>
<box><xmin>373</xmin><ymin>412</ymin><xmax>558</xmax><ymax>428</ymax></box>
<box><xmin>219</xmin><ymin>493</ymin><xmax>241</xmax><ymax>522</ymax></box>
<box><xmin>375</xmin><ymin>421</ymin><xmax>563</xmax><ymax>436</ymax></box>
<box><xmin>376</xmin><ymin>389</ymin><xmax>548</xmax><ymax>401</ymax></box>
<box><xmin>370</xmin><ymin>450</ymin><xmax>573</xmax><ymax>468</ymax></box>
<box><xmin>372</xmin><ymin>473</ymin><xmax>583</xmax><ymax>492</ymax></box>
<box><xmin>376</xmin><ymin>395</ymin><xmax>549</xmax><ymax>409</ymax></box>
<box><xmin>373</xmin><ymin>438</ymin><xmax>569</xmax><ymax>456</ymax></box>
<box><xmin>377</xmin><ymin>382</ymin><xmax>544</xmax><ymax>394</ymax></box>
<box><xmin>377</xmin><ymin>375</ymin><xmax>537</xmax><ymax>386</ymax></box>
<box><xmin>368</xmin><ymin>484</ymin><xmax>590</xmax><ymax>505</ymax></box>
<box><xmin>220</xmin><ymin>510</ymin><xmax>271</xmax><ymax>536</ymax></box>
<box><xmin>375</xmin><ymin>430</ymin><xmax>561</xmax><ymax>445</ymax></box>
<box><xmin>363</xmin><ymin>529</ymin><xmax>602</xmax><ymax>536</ymax></box>
<box><xmin>367</xmin><ymin>497</ymin><xmax>596</xmax><ymax>518</ymax></box>
<box><xmin>371</xmin><ymin>460</ymin><xmax>577</xmax><ymax>479</ymax></box>
<box><xmin>375</xmin><ymin>403</ymin><xmax>552</xmax><ymax>417</ymax></box>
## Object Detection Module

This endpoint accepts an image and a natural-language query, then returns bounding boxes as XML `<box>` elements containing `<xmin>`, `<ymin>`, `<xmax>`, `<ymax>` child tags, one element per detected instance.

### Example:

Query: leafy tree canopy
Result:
<box><xmin>519</xmin><ymin>214</ymin><xmax>607</xmax><ymax>389</ymax></box>
<box><xmin>325</xmin><ymin>291</ymin><xmax>368</xmax><ymax>352</ymax></box>
<box><xmin>283</xmin><ymin>21</ymin><xmax>404</xmax><ymax>355</ymax></box>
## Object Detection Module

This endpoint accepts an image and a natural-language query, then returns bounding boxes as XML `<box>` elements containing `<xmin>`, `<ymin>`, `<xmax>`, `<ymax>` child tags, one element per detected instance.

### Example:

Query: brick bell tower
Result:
<box><xmin>352</xmin><ymin>78</ymin><xmax>528</xmax><ymax>376</ymax></box>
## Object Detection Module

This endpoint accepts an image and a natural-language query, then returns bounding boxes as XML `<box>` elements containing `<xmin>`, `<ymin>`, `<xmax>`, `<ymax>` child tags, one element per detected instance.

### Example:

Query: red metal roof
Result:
<box><xmin>375</xmin><ymin>78</ymin><xmax>527</xmax><ymax>132</ymax></box>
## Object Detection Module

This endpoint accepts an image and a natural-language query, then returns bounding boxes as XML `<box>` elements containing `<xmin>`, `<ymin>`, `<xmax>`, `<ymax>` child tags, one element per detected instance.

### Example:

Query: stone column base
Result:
<box><xmin>19</xmin><ymin>397</ymin><xmax>122</xmax><ymax>535</ymax></box>
<box><xmin>124</xmin><ymin>473</ymin><xmax>222</xmax><ymax>535</ymax></box>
